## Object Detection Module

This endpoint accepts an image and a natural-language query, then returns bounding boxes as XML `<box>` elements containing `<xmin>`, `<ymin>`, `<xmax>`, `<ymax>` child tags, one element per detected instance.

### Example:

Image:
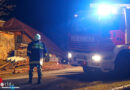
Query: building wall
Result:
<box><xmin>14</xmin><ymin>31</ymin><xmax>30</xmax><ymax>57</ymax></box>
<box><xmin>22</xmin><ymin>34</ymin><xmax>32</xmax><ymax>43</ymax></box>
<box><xmin>0</xmin><ymin>31</ymin><xmax>15</xmax><ymax>60</ymax></box>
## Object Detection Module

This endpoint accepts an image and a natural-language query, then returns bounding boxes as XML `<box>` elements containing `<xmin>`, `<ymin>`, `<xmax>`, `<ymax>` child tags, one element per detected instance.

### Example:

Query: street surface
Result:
<box><xmin>2</xmin><ymin>67</ymin><xmax>130</xmax><ymax>90</ymax></box>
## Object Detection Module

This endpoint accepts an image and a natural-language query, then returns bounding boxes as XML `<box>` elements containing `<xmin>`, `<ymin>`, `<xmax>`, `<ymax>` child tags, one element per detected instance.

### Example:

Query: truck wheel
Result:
<box><xmin>61</xmin><ymin>58</ymin><xmax>68</xmax><ymax>64</ymax></box>
<box><xmin>115</xmin><ymin>50</ymin><xmax>130</xmax><ymax>76</ymax></box>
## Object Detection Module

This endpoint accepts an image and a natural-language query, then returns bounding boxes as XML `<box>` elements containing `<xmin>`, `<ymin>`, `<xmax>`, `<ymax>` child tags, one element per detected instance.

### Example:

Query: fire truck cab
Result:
<box><xmin>68</xmin><ymin>4</ymin><xmax>130</xmax><ymax>73</ymax></box>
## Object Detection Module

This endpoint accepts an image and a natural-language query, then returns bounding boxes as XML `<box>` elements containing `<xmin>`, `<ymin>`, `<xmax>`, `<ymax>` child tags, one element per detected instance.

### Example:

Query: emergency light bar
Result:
<box><xmin>90</xmin><ymin>3</ymin><xmax>130</xmax><ymax>44</ymax></box>
<box><xmin>90</xmin><ymin>4</ymin><xmax>130</xmax><ymax>9</ymax></box>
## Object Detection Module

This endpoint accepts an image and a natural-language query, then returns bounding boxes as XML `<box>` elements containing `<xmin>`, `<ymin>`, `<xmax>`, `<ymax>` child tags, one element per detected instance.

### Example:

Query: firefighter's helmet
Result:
<box><xmin>34</xmin><ymin>34</ymin><xmax>41</xmax><ymax>41</ymax></box>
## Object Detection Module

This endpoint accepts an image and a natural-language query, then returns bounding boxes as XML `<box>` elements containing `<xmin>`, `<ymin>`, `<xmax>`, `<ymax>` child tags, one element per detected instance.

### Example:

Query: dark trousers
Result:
<box><xmin>29</xmin><ymin>64</ymin><xmax>42</xmax><ymax>82</ymax></box>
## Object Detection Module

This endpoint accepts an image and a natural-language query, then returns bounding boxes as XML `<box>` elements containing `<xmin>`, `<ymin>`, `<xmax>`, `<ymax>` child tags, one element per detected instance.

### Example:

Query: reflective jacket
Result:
<box><xmin>27</xmin><ymin>40</ymin><xmax>47</xmax><ymax>65</ymax></box>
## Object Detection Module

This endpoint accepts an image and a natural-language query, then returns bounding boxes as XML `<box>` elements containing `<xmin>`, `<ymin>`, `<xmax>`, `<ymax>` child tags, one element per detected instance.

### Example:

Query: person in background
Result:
<box><xmin>27</xmin><ymin>33</ymin><xmax>47</xmax><ymax>84</ymax></box>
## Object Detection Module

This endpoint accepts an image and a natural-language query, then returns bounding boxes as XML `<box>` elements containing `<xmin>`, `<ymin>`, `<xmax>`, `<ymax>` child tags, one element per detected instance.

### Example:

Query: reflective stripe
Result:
<box><xmin>32</xmin><ymin>43</ymin><xmax>44</xmax><ymax>49</ymax></box>
<box><xmin>32</xmin><ymin>46</ymin><xmax>44</xmax><ymax>49</ymax></box>
<box><xmin>40</xmin><ymin>47</ymin><xmax>44</xmax><ymax>49</ymax></box>
<box><xmin>27</xmin><ymin>51</ymin><xmax>31</xmax><ymax>53</ymax></box>
<box><xmin>30</xmin><ymin>61</ymin><xmax>40</xmax><ymax>64</ymax></box>
<box><xmin>45</xmin><ymin>53</ymin><xmax>48</xmax><ymax>56</ymax></box>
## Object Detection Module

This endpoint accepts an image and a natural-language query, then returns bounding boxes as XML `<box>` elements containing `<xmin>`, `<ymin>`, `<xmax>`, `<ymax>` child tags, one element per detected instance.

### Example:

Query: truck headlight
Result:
<box><xmin>92</xmin><ymin>55</ymin><xmax>102</xmax><ymax>62</ymax></box>
<box><xmin>68</xmin><ymin>52</ymin><xmax>72</xmax><ymax>59</ymax></box>
<box><xmin>40</xmin><ymin>58</ymin><xmax>44</xmax><ymax>66</ymax></box>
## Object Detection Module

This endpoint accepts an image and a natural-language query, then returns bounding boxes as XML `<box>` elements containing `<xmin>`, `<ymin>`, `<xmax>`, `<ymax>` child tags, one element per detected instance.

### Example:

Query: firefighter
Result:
<box><xmin>27</xmin><ymin>33</ymin><xmax>47</xmax><ymax>84</ymax></box>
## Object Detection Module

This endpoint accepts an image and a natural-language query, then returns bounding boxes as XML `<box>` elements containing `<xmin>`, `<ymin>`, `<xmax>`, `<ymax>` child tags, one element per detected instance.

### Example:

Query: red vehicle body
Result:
<box><xmin>68</xmin><ymin>6</ymin><xmax>130</xmax><ymax>73</ymax></box>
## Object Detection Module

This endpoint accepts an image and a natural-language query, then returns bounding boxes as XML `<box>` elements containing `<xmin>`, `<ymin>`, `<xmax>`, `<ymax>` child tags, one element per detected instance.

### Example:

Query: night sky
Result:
<box><xmin>12</xmin><ymin>0</ymin><xmax>130</xmax><ymax>50</ymax></box>
<box><xmin>14</xmin><ymin>0</ymin><xmax>72</xmax><ymax>50</ymax></box>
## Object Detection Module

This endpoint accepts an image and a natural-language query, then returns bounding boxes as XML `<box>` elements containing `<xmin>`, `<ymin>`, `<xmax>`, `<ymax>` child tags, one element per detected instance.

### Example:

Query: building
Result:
<box><xmin>0</xmin><ymin>18</ymin><xmax>65</xmax><ymax>61</ymax></box>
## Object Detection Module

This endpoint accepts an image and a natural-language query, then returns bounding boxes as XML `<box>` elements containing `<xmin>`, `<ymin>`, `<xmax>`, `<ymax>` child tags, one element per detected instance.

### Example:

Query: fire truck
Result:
<box><xmin>68</xmin><ymin>4</ymin><xmax>130</xmax><ymax>73</ymax></box>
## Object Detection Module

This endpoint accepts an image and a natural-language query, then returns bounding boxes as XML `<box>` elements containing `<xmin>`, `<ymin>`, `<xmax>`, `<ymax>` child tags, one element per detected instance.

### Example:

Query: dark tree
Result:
<box><xmin>0</xmin><ymin>0</ymin><xmax>15</xmax><ymax>20</ymax></box>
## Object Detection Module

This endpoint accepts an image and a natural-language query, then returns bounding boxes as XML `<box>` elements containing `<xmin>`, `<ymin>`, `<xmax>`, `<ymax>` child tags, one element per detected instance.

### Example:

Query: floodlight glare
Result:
<box><xmin>111</xmin><ymin>7</ymin><xmax>118</xmax><ymax>14</ymax></box>
<box><xmin>97</xmin><ymin>4</ymin><xmax>118</xmax><ymax>16</ymax></box>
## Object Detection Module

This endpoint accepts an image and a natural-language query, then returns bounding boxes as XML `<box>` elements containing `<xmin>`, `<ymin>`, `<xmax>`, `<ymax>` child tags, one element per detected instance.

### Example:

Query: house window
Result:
<box><xmin>16</xmin><ymin>35</ymin><xmax>22</xmax><ymax>43</ymax></box>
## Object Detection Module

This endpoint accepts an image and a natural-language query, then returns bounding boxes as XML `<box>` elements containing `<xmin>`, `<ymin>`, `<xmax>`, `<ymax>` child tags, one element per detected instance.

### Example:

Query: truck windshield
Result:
<box><xmin>69</xmin><ymin>14</ymin><xmax>124</xmax><ymax>52</ymax></box>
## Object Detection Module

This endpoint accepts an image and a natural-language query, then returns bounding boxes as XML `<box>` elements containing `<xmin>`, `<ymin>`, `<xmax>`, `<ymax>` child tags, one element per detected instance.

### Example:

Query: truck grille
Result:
<box><xmin>74</xmin><ymin>55</ymin><xmax>87</xmax><ymax>61</ymax></box>
<box><xmin>76</xmin><ymin>55</ymin><xmax>87</xmax><ymax>59</ymax></box>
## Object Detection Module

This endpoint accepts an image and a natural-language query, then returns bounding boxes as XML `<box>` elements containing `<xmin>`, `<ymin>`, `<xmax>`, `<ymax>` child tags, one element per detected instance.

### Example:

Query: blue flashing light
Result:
<box><xmin>97</xmin><ymin>4</ymin><xmax>118</xmax><ymax>16</ymax></box>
